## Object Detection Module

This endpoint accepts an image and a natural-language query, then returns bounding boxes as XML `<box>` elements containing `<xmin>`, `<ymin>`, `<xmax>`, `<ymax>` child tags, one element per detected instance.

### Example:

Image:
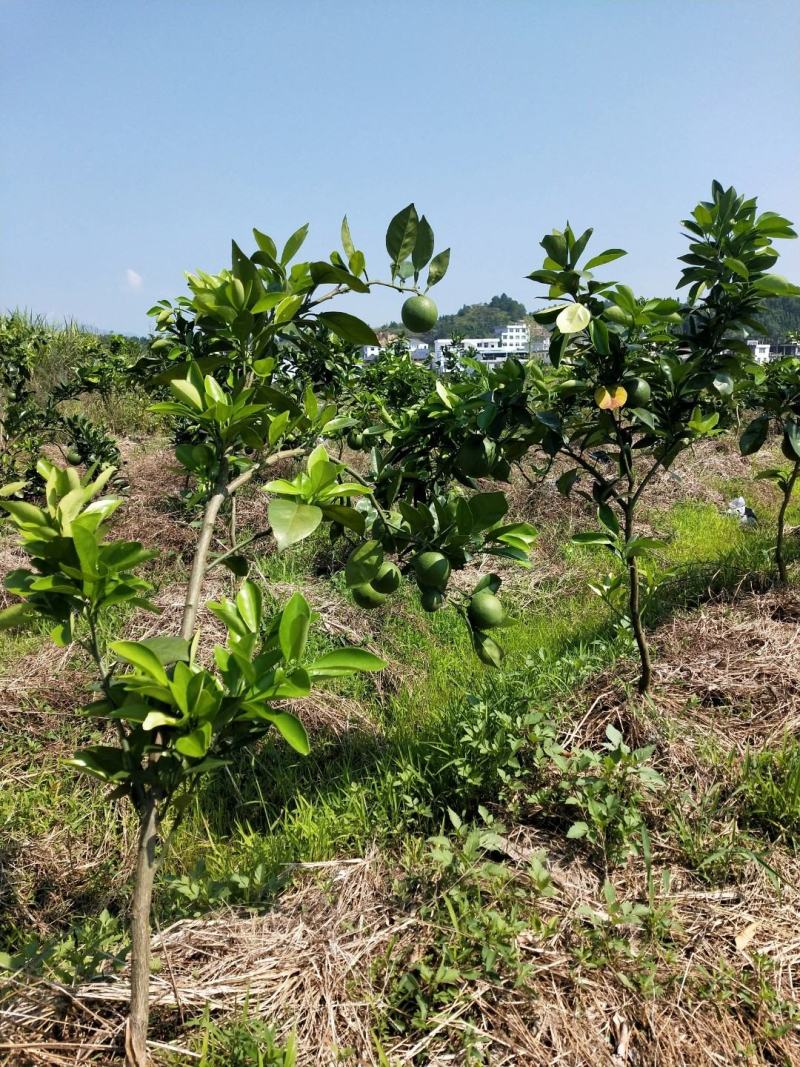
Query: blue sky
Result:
<box><xmin>2</xmin><ymin>0</ymin><xmax>799</xmax><ymax>334</ymax></box>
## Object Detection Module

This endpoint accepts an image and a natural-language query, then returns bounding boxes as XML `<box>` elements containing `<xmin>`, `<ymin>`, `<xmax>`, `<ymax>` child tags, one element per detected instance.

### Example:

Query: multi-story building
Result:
<box><xmin>433</xmin><ymin>321</ymin><xmax>538</xmax><ymax>371</ymax></box>
<box><xmin>747</xmin><ymin>339</ymin><xmax>772</xmax><ymax>365</ymax></box>
<box><xmin>361</xmin><ymin>339</ymin><xmax>431</xmax><ymax>363</ymax></box>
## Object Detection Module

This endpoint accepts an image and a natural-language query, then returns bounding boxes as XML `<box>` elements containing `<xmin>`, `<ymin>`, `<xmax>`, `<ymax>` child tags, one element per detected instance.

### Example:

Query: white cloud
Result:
<box><xmin>125</xmin><ymin>268</ymin><xmax>143</xmax><ymax>290</ymax></box>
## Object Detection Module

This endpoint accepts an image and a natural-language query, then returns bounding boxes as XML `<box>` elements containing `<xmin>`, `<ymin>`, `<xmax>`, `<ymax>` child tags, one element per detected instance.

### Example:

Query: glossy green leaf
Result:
<box><xmin>316</xmin><ymin>311</ymin><xmax>378</xmax><ymax>346</ymax></box>
<box><xmin>268</xmin><ymin>499</ymin><xmax>323</xmax><ymax>551</ymax></box>
<box><xmin>279</xmin><ymin>591</ymin><xmax>311</xmax><ymax>662</ymax></box>
<box><xmin>175</xmin><ymin>722</ymin><xmax>212</xmax><ymax>758</ymax></box>
<box><xmin>426</xmin><ymin>248</ymin><xmax>450</xmax><ymax>288</ymax></box>
<box><xmin>385</xmin><ymin>203</ymin><xmax>419</xmax><ymax>266</ymax></box>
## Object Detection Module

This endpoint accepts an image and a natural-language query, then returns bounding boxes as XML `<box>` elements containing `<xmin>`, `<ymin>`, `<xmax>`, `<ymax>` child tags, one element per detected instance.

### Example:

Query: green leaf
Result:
<box><xmin>316</xmin><ymin>311</ymin><xmax>378</xmax><ymax>346</ymax></box>
<box><xmin>740</xmin><ymin>415</ymin><xmax>769</xmax><ymax>456</ymax></box>
<box><xmin>142</xmin><ymin>710</ymin><xmax>180</xmax><ymax>731</ymax></box>
<box><xmin>583</xmin><ymin>249</ymin><xmax>626</xmax><ymax>271</ymax></box>
<box><xmin>412</xmin><ymin>215</ymin><xmax>435</xmax><ymax>270</ymax></box>
<box><xmin>625</xmin><ymin>536</ymin><xmax>665</xmax><ymax>558</ymax></box>
<box><xmin>468</xmin><ymin>492</ymin><xmax>508</xmax><ymax>531</ymax></box>
<box><xmin>110</xmin><ymin>641</ymin><xmax>169</xmax><ymax>684</ymax></box>
<box><xmin>566</xmin><ymin>821</ymin><xmax>589</xmax><ymax>839</ymax></box>
<box><xmin>175</xmin><ymin>722</ymin><xmax>212</xmax><ymax>758</ymax></box>
<box><xmin>597</xmin><ymin>503</ymin><xmax>619</xmax><ymax>536</ymax></box>
<box><xmin>345</xmin><ymin>540</ymin><xmax>383</xmax><ymax>587</ymax></box>
<box><xmin>308</xmin><ymin>261</ymin><xmax>369</xmax><ymax>293</ymax></box>
<box><xmin>556</xmin><ymin>469</ymin><xmax>580</xmax><ymax>497</ymax></box>
<box><xmin>0</xmin><ymin>603</ymin><xmax>36</xmax><ymax>630</ymax></box>
<box><xmin>630</xmin><ymin>407</ymin><xmax>657</xmax><ymax>431</ymax></box>
<box><xmin>268</xmin><ymin>499</ymin><xmax>323</xmax><ymax>551</ymax></box>
<box><xmin>341</xmin><ymin>216</ymin><xmax>355</xmax><ymax>259</ymax></box>
<box><xmin>572</xmin><ymin>532</ymin><xmax>614</xmax><ymax>547</ymax></box>
<box><xmin>236</xmin><ymin>579</ymin><xmax>263</xmax><ymax>633</ymax></box>
<box><xmin>754</xmin><ymin>274</ymin><xmax>800</xmax><ymax>297</ymax></box>
<box><xmin>426</xmin><ymin>248</ymin><xmax>450</xmax><ymax>289</ymax></box>
<box><xmin>68</xmin><ymin>745</ymin><xmax>129</xmax><ymax>783</ymax></box>
<box><xmin>556</xmin><ymin>303</ymin><xmax>591</xmax><ymax>334</ymax></box>
<box><xmin>281</xmin><ymin>223</ymin><xmax>309</xmax><ymax>265</ymax></box>
<box><xmin>0</xmin><ymin>481</ymin><xmax>26</xmax><ymax>498</ymax></box>
<box><xmin>271</xmin><ymin>711</ymin><xmax>310</xmax><ymax>755</ymax></box>
<box><xmin>320</xmin><ymin>504</ymin><xmax>365</xmax><ymax>535</ymax></box>
<box><xmin>784</xmin><ymin>419</ymin><xmax>800</xmax><ymax>460</ymax></box>
<box><xmin>724</xmin><ymin>257</ymin><xmax>749</xmax><ymax>279</ymax></box>
<box><xmin>279</xmin><ymin>591</ymin><xmax>311</xmax><ymax>662</ymax></box>
<box><xmin>385</xmin><ymin>204</ymin><xmax>419</xmax><ymax>266</ymax></box>
<box><xmin>169</xmin><ymin>378</ymin><xmax>204</xmax><ymax>412</ymax></box>
<box><xmin>306</xmin><ymin>647</ymin><xmax>386</xmax><ymax>678</ymax></box>
<box><xmin>138</xmin><ymin>636</ymin><xmax>191</xmax><ymax>665</ymax></box>
<box><xmin>252</xmin><ymin>228</ymin><xmax>278</xmax><ymax>259</ymax></box>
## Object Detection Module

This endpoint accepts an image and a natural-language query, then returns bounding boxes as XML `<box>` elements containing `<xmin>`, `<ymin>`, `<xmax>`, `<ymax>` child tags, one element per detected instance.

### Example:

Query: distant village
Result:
<box><xmin>362</xmin><ymin>323</ymin><xmax>800</xmax><ymax>372</ymax></box>
<box><xmin>362</xmin><ymin>321</ymin><xmax>549</xmax><ymax>372</ymax></box>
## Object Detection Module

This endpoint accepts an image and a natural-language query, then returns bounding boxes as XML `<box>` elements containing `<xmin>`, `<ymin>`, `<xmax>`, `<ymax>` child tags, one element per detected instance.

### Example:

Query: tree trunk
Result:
<box><xmin>776</xmin><ymin>461</ymin><xmax>799</xmax><ymax>586</ymax></box>
<box><xmin>628</xmin><ymin>554</ymin><xmax>652</xmax><ymax>694</ymax></box>
<box><xmin>624</xmin><ymin>504</ymin><xmax>652</xmax><ymax>695</ymax></box>
<box><xmin>180</xmin><ymin>460</ymin><xmax>229</xmax><ymax>642</ymax></box>
<box><xmin>125</xmin><ymin>797</ymin><xmax>159</xmax><ymax>1067</ymax></box>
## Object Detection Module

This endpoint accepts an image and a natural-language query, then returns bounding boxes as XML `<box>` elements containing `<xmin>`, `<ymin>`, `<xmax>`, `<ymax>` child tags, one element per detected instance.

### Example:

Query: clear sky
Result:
<box><xmin>2</xmin><ymin>0</ymin><xmax>799</xmax><ymax>335</ymax></box>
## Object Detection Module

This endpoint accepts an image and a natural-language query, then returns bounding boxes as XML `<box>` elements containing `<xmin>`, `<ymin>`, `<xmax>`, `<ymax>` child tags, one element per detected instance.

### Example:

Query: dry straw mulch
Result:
<box><xmin>2</xmin><ymin>844</ymin><xmax>799</xmax><ymax>1066</ymax></box>
<box><xmin>3</xmin><ymin>589</ymin><xmax>800</xmax><ymax>1064</ymax></box>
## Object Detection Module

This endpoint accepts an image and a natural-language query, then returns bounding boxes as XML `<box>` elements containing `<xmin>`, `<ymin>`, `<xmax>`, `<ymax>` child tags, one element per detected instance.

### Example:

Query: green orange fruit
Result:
<box><xmin>401</xmin><ymin>295</ymin><xmax>438</xmax><ymax>333</ymax></box>
<box><xmin>467</xmin><ymin>590</ymin><xmax>507</xmax><ymax>630</ymax></box>
<box><xmin>372</xmin><ymin>561</ymin><xmax>401</xmax><ymax>595</ymax></box>
<box><xmin>622</xmin><ymin>377</ymin><xmax>651</xmax><ymax>406</ymax></box>
<box><xmin>413</xmin><ymin>551</ymin><xmax>451</xmax><ymax>591</ymax></box>
<box><xmin>420</xmin><ymin>588</ymin><xmax>445</xmax><ymax>613</ymax></box>
<box><xmin>351</xmin><ymin>584</ymin><xmax>387</xmax><ymax>609</ymax></box>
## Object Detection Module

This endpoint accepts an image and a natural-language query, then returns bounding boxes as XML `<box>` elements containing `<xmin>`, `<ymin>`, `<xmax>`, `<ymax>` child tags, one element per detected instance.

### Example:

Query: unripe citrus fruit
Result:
<box><xmin>467</xmin><ymin>590</ymin><xmax>506</xmax><ymax>630</ymax></box>
<box><xmin>351</xmin><ymin>583</ymin><xmax>387</xmax><ymax>609</ymax></box>
<box><xmin>413</xmin><ymin>551</ymin><xmax>451</xmax><ymax>591</ymax></box>
<box><xmin>66</xmin><ymin>449</ymin><xmax>82</xmax><ymax>464</ymax></box>
<box><xmin>372</xmin><ymin>561</ymin><xmax>401</xmax><ymax>594</ymax></box>
<box><xmin>420</xmin><ymin>588</ymin><xmax>445</xmax><ymax>613</ymax></box>
<box><xmin>346</xmin><ymin>430</ymin><xmax>364</xmax><ymax>450</ymax></box>
<box><xmin>401</xmin><ymin>295</ymin><xmax>438</xmax><ymax>333</ymax></box>
<box><xmin>622</xmin><ymin>377</ymin><xmax>651</xmax><ymax>406</ymax></box>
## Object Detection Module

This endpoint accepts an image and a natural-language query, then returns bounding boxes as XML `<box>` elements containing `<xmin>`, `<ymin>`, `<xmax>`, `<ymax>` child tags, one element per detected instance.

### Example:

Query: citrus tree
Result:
<box><xmin>525</xmin><ymin>181</ymin><xmax>798</xmax><ymax>692</ymax></box>
<box><xmin>740</xmin><ymin>356</ymin><xmax>800</xmax><ymax>583</ymax></box>
<box><xmin>0</xmin><ymin>206</ymin><xmax>534</xmax><ymax>1065</ymax></box>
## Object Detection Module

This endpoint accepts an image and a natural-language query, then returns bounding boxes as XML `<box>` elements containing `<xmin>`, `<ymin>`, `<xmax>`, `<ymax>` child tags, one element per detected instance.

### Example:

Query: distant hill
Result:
<box><xmin>755</xmin><ymin>296</ymin><xmax>800</xmax><ymax>342</ymax></box>
<box><xmin>383</xmin><ymin>293</ymin><xmax>530</xmax><ymax>342</ymax></box>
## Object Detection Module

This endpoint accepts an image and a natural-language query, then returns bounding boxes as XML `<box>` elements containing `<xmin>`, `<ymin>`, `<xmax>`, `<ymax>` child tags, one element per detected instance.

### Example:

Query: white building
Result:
<box><xmin>747</xmin><ymin>339</ymin><xmax>772</xmax><ymax>365</ymax></box>
<box><xmin>434</xmin><ymin>321</ymin><xmax>536</xmax><ymax>371</ymax></box>
<box><xmin>361</xmin><ymin>339</ymin><xmax>431</xmax><ymax>363</ymax></box>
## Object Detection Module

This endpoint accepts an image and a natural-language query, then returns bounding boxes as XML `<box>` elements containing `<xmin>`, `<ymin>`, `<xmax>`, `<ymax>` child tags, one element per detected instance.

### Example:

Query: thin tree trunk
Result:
<box><xmin>125</xmin><ymin>797</ymin><xmax>159</xmax><ymax>1067</ymax></box>
<box><xmin>776</xmin><ymin>461</ymin><xmax>799</xmax><ymax>586</ymax></box>
<box><xmin>628</xmin><ymin>554</ymin><xmax>652</xmax><ymax>694</ymax></box>
<box><xmin>624</xmin><ymin>503</ymin><xmax>652</xmax><ymax>695</ymax></box>
<box><xmin>180</xmin><ymin>460</ymin><xmax>228</xmax><ymax>642</ymax></box>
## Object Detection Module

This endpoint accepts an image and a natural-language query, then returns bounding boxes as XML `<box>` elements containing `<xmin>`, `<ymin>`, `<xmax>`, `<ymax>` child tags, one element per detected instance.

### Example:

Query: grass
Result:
<box><xmin>3</xmin><ymin>446</ymin><xmax>800</xmax><ymax>1063</ymax></box>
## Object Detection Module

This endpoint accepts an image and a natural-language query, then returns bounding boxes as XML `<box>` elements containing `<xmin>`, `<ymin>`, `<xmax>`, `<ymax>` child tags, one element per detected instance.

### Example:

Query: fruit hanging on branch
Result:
<box><xmin>402</xmin><ymin>294</ymin><xmax>438</xmax><ymax>333</ymax></box>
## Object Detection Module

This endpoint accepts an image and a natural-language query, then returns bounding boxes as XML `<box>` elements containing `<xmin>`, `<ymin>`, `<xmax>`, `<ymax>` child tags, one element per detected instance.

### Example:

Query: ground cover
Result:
<box><xmin>2</xmin><ymin>437</ymin><xmax>800</xmax><ymax>1065</ymax></box>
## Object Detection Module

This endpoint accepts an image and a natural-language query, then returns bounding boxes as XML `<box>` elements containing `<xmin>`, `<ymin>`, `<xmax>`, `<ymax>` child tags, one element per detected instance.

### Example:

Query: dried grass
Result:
<box><xmin>3</xmin><ymin>841</ymin><xmax>799</xmax><ymax>1066</ymax></box>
